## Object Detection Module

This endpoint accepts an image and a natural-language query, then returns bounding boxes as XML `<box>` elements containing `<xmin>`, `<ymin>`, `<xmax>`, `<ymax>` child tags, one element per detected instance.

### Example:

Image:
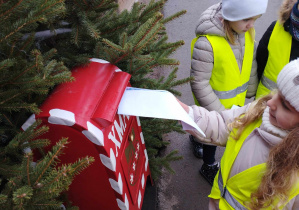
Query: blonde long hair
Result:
<box><xmin>223</xmin><ymin>20</ymin><xmax>255</xmax><ymax>45</ymax></box>
<box><xmin>229</xmin><ymin>94</ymin><xmax>299</xmax><ymax>209</ymax></box>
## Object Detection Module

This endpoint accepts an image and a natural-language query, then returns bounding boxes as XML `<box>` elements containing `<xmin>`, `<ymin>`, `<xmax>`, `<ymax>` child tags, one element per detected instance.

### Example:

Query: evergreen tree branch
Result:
<box><xmin>18</xmin><ymin>34</ymin><xmax>35</xmax><ymax>56</ymax></box>
<box><xmin>101</xmin><ymin>38</ymin><xmax>126</xmax><ymax>53</ymax></box>
<box><xmin>162</xmin><ymin>10</ymin><xmax>186</xmax><ymax>24</ymax></box>
<box><xmin>36</xmin><ymin>0</ymin><xmax>64</xmax><ymax>17</ymax></box>
<box><xmin>131</xmin><ymin>13</ymin><xmax>163</xmax><ymax>51</ymax></box>
<box><xmin>0</xmin><ymin>166</ymin><xmax>21</xmax><ymax>176</ymax></box>
<box><xmin>34</xmin><ymin>138</ymin><xmax>69</xmax><ymax>185</ymax></box>
<box><xmin>138</xmin><ymin>0</ymin><xmax>165</xmax><ymax>22</ymax></box>
<box><xmin>0</xmin><ymin>17</ymin><xmax>44</xmax><ymax>43</ymax></box>
<box><xmin>26</xmin><ymin>152</ymin><xmax>32</xmax><ymax>187</ymax></box>
<box><xmin>0</xmin><ymin>194</ymin><xmax>7</xmax><ymax>205</ymax></box>
<box><xmin>1</xmin><ymin>63</ymin><xmax>36</xmax><ymax>86</ymax></box>
<box><xmin>0</xmin><ymin>0</ymin><xmax>23</xmax><ymax>21</ymax></box>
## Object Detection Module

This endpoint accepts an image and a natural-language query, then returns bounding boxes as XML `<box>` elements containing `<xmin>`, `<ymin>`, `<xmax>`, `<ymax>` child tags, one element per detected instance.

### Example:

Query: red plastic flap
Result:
<box><xmin>37</xmin><ymin>60</ymin><xmax>130</xmax><ymax>129</ymax></box>
<box><xmin>92</xmin><ymin>72</ymin><xmax>131</xmax><ymax>127</ymax></box>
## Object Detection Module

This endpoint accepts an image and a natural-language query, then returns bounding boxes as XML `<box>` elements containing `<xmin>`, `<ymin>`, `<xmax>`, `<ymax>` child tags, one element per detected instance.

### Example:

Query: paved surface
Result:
<box><xmin>142</xmin><ymin>0</ymin><xmax>282</xmax><ymax>210</ymax></box>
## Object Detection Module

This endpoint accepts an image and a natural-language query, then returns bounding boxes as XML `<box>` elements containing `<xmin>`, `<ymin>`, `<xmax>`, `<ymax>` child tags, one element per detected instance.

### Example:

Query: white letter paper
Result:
<box><xmin>117</xmin><ymin>87</ymin><xmax>205</xmax><ymax>137</ymax></box>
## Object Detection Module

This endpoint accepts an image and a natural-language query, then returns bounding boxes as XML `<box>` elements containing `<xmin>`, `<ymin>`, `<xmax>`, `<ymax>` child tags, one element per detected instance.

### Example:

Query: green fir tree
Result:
<box><xmin>0</xmin><ymin>0</ymin><xmax>191</xmax><ymax>207</ymax></box>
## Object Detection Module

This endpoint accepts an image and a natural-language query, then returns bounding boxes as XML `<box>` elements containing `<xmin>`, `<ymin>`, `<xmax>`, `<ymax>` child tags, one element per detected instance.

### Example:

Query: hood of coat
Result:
<box><xmin>195</xmin><ymin>3</ymin><xmax>225</xmax><ymax>37</ymax></box>
<box><xmin>257</xmin><ymin>128</ymin><xmax>283</xmax><ymax>147</ymax></box>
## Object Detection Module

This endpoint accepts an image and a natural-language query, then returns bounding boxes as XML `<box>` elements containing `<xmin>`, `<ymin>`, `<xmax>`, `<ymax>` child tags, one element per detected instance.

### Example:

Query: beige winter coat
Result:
<box><xmin>191</xmin><ymin>3</ymin><xmax>258</xmax><ymax>112</ymax></box>
<box><xmin>183</xmin><ymin>103</ymin><xmax>299</xmax><ymax>209</ymax></box>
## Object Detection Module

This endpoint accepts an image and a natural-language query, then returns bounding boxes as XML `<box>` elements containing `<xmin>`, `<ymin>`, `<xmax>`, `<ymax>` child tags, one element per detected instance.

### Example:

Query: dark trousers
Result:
<box><xmin>203</xmin><ymin>144</ymin><xmax>217</xmax><ymax>165</ymax></box>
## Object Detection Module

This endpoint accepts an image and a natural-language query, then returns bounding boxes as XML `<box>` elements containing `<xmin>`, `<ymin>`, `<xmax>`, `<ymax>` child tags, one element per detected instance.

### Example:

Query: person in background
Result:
<box><xmin>256</xmin><ymin>0</ymin><xmax>299</xmax><ymax>98</ymax></box>
<box><xmin>189</xmin><ymin>0</ymin><xmax>268</xmax><ymax>185</ymax></box>
<box><xmin>180</xmin><ymin>59</ymin><xmax>299</xmax><ymax>210</ymax></box>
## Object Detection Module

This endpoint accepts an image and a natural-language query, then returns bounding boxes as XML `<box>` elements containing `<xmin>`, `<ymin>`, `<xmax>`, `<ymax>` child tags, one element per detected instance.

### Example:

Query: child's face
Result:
<box><xmin>267</xmin><ymin>92</ymin><xmax>299</xmax><ymax>130</ymax></box>
<box><xmin>229</xmin><ymin>15</ymin><xmax>262</xmax><ymax>34</ymax></box>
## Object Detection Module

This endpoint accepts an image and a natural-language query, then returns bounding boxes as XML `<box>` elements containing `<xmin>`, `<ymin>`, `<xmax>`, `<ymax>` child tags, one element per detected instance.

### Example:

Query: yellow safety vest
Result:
<box><xmin>190</xmin><ymin>32</ymin><xmax>254</xmax><ymax>109</ymax></box>
<box><xmin>209</xmin><ymin>118</ymin><xmax>299</xmax><ymax>209</ymax></box>
<box><xmin>256</xmin><ymin>22</ymin><xmax>292</xmax><ymax>99</ymax></box>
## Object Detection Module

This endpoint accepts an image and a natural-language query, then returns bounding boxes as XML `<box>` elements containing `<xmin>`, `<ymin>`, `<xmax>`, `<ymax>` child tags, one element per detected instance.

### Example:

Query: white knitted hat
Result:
<box><xmin>222</xmin><ymin>0</ymin><xmax>268</xmax><ymax>21</ymax></box>
<box><xmin>277</xmin><ymin>58</ymin><xmax>299</xmax><ymax>112</ymax></box>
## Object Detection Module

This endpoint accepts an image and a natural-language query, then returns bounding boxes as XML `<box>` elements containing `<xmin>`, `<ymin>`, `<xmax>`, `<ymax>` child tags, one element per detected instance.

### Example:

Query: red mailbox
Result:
<box><xmin>21</xmin><ymin>58</ymin><xmax>152</xmax><ymax>209</ymax></box>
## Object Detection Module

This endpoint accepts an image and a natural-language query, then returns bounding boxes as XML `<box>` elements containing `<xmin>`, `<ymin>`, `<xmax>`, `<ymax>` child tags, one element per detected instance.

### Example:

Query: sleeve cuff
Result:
<box><xmin>188</xmin><ymin>106</ymin><xmax>194</xmax><ymax>121</ymax></box>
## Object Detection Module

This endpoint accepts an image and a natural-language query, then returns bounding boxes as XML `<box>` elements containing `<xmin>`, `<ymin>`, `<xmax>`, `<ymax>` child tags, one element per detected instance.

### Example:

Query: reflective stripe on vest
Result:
<box><xmin>190</xmin><ymin>32</ymin><xmax>254</xmax><ymax>108</ymax></box>
<box><xmin>256</xmin><ymin>22</ymin><xmax>292</xmax><ymax>98</ymax></box>
<box><xmin>260</xmin><ymin>74</ymin><xmax>277</xmax><ymax>90</ymax></box>
<box><xmin>213</xmin><ymin>82</ymin><xmax>248</xmax><ymax>100</ymax></box>
<box><xmin>218</xmin><ymin>168</ymin><xmax>247</xmax><ymax>210</ymax></box>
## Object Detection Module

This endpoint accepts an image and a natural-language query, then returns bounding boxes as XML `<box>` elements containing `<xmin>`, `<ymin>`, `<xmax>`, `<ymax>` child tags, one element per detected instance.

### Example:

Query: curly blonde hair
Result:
<box><xmin>228</xmin><ymin>94</ymin><xmax>271</xmax><ymax>139</ymax></box>
<box><xmin>249</xmin><ymin>127</ymin><xmax>299</xmax><ymax>209</ymax></box>
<box><xmin>229</xmin><ymin>94</ymin><xmax>299</xmax><ymax>209</ymax></box>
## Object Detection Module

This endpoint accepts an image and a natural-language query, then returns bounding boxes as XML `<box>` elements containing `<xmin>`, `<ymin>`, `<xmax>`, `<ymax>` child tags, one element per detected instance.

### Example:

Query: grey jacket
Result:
<box><xmin>185</xmin><ymin>104</ymin><xmax>299</xmax><ymax>209</ymax></box>
<box><xmin>190</xmin><ymin>3</ymin><xmax>258</xmax><ymax>112</ymax></box>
